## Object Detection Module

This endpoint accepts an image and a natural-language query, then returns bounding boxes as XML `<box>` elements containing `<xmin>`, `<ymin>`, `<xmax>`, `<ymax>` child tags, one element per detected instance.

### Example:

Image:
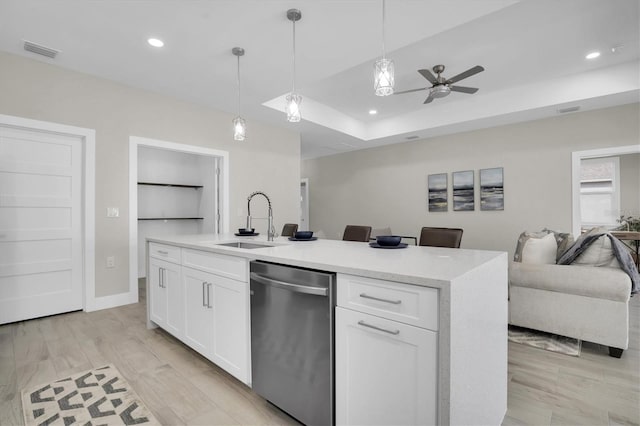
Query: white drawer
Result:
<box><xmin>182</xmin><ymin>248</ymin><xmax>248</xmax><ymax>282</ymax></box>
<box><xmin>337</xmin><ymin>274</ymin><xmax>439</xmax><ymax>331</ymax></box>
<box><xmin>148</xmin><ymin>242</ymin><xmax>181</xmax><ymax>264</ymax></box>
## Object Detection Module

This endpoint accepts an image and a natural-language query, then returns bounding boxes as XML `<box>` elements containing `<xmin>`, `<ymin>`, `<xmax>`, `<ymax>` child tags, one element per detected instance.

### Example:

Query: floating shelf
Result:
<box><xmin>138</xmin><ymin>182</ymin><xmax>203</xmax><ymax>189</ymax></box>
<box><xmin>138</xmin><ymin>217</ymin><xmax>204</xmax><ymax>221</ymax></box>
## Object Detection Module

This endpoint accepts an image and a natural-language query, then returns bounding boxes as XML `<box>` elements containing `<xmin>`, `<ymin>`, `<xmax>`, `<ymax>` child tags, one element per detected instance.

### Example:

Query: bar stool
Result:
<box><xmin>281</xmin><ymin>223</ymin><xmax>299</xmax><ymax>237</ymax></box>
<box><xmin>418</xmin><ymin>227</ymin><xmax>463</xmax><ymax>248</ymax></box>
<box><xmin>342</xmin><ymin>225</ymin><xmax>372</xmax><ymax>242</ymax></box>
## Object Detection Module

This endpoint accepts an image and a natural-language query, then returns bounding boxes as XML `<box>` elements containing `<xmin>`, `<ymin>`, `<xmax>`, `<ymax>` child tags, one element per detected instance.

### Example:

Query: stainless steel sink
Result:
<box><xmin>216</xmin><ymin>242</ymin><xmax>275</xmax><ymax>249</ymax></box>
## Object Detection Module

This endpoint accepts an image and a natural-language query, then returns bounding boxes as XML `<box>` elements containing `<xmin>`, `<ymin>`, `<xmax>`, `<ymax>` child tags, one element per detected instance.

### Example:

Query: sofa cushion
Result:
<box><xmin>514</xmin><ymin>232</ymin><xmax>557</xmax><ymax>264</ymax></box>
<box><xmin>509</xmin><ymin>262</ymin><xmax>631</xmax><ymax>302</ymax></box>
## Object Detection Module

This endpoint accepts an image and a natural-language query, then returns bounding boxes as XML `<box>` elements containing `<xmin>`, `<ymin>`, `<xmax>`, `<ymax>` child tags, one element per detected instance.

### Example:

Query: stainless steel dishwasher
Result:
<box><xmin>250</xmin><ymin>261</ymin><xmax>335</xmax><ymax>426</ymax></box>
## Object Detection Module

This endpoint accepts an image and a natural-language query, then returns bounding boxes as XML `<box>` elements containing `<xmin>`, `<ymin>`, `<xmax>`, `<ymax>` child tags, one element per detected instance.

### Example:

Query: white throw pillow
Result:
<box><xmin>521</xmin><ymin>233</ymin><xmax>558</xmax><ymax>264</ymax></box>
<box><xmin>574</xmin><ymin>235</ymin><xmax>617</xmax><ymax>267</ymax></box>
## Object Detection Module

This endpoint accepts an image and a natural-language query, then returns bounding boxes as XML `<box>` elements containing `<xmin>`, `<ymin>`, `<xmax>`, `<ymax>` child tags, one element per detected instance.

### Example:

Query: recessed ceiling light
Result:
<box><xmin>585</xmin><ymin>51</ymin><xmax>600</xmax><ymax>60</ymax></box>
<box><xmin>369</xmin><ymin>109</ymin><xmax>377</xmax><ymax>115</ymax></box>
<box><xmin>148</xmin><ymin>38</ymin><xmax>164</xmax><ymax>48</ymax></box>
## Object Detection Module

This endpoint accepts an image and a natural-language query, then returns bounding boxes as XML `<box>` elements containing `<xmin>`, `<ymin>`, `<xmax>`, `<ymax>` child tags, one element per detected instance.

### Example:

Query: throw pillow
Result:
<box><xmin>542</xmin><ymin>228</ymin><xmax>574</xmax><ymax>261</ymax></box>
<box><xmin>514</xmin><ymin>231</ymin><xmax>558</xmax><ymax>264</ymax></box>
<box><xmin>574</xmin><ymin>234</ymin><xmax>618</xmax><ymax>267</ymax></box>
<box><xmin>521</xmin><ymin>233</ymin><xmax>558</xmax><ymax>264</ymax></box>
<box><xmin>513</xmin><ymin>231</ymin><xmax>547</xmax><ymax>262</ymax></box>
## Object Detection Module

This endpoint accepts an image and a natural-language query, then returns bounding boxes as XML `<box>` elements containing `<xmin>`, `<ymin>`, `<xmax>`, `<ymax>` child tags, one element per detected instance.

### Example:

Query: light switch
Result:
<box><xmin>107</xmin><ymin>207</ymin><xmax>119</xmax><ymax>217</ymax></box>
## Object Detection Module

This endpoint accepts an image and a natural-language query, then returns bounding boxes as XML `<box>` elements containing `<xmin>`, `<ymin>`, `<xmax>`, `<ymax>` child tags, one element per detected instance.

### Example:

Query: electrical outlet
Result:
<box><xmin>107</xmin><ymin>207</ymin><xmax>119</xmax><ymax>218</ymax></box>
<box><xmin>106</xmin><ymin>256</ymin><xmax>115</xmax><ymax>268</ymax></box>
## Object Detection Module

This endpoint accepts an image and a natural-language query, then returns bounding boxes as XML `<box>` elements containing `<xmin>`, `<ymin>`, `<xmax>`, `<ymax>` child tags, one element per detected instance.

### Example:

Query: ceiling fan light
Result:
<box><xmin>431</xmin><ymin>85</ymin><xmax>451</xmax><ymax>98</ymax></box>
<box><xmin>233</xmin><ymin>116</ymin><xmax>246</xmax><ymax>141</ymax></box>
<box><xmin>374</xmin><ymin>58</ymin><xmax>395</xmax><ymax>96</ymax></box>
<box><xmin>286</xmin><ymin>92</ymin><xmax>302</xmax><ymax>122</ymax></box>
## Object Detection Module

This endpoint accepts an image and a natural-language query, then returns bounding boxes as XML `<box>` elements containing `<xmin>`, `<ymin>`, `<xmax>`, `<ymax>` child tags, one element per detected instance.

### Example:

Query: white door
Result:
<box><xmin>148</xmin><ymin>256</ymin><xmax>183</xmax><ymax>337</ymax></box>
<box><xmin>0</xmin><ymin>126</ymin><xmax>83</xmax><ymax>324</ymax></box>
<box><xmin>335</xmin><ymin>307</ymin><xmax>438</xmax><ymax>426</ymax></box>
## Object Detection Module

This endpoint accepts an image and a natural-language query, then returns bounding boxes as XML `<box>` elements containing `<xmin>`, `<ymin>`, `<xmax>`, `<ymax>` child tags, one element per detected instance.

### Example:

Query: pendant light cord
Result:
<box><xmin>236</xmin><ymin>54</ymin><xmax>241</xmax><ymax>116</ymax></box>
<box><xmin>292</xmin><ymin>18</ymin><xmax>297</xmax><ymax>93</ymax></box>
<box><xmin>381</xmin><ymin>0</ymin><xmax>386</xmax><ymax>59</ymax></box>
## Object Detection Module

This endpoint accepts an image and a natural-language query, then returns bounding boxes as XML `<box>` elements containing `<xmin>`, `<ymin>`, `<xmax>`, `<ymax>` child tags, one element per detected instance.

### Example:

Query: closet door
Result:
<box><xmin>0</xmin><ymin>125</ymin><xmax>83</xmax><ymax>324</ymax></box>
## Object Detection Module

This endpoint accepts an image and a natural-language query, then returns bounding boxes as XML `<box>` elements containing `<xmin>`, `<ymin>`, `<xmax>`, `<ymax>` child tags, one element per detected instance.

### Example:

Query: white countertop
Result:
<box><xmin>147</xmin><ymin>233</ymin><xmax>507</xmax><ymax>288</ymax></box>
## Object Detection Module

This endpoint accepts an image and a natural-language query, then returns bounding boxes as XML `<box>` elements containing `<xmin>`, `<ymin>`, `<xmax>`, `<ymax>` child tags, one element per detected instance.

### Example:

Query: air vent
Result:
<box><xmin>557</xmin><ymin>106</ymin><xmax>580</xmax><ymax>114</ymax></box>
<box><xmin>23</xmin><ymin>40</ymin><xmax>60</xmax><ymax>59</ymax></box>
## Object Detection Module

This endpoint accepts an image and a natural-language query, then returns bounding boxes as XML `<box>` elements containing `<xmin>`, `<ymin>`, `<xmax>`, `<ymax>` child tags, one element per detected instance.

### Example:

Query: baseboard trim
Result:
<box><xmin>86</xmin><ymin>290</ymin><xmax>138</xmax><ymax>312</ymax></box>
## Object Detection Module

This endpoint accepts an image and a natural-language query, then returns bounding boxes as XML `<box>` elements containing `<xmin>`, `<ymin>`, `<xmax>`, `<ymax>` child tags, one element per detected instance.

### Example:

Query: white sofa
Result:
<box><xmin>509</xmin><ymin>261</ymin><xmax>632</xmax><ymax>357</ymax></box>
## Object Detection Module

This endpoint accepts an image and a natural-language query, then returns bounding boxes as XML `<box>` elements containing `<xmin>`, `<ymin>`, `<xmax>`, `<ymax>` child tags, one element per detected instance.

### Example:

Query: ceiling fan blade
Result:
<box><xmin>449</xmin><ymin>85</ymin><xmax>479</xmax><ymax>94</ymax></box>
<box><xmin>423</xmin><ymin>93</ymin><xmax>434</xmax><ymax>104</ymax></box>
<box><xmin>394</xmin><ymin>87</ymin><xmax>428</xmax><ymax>95</ymax></box>
<box><xmin>418</xmin><ymin>69</ymin><xmax>438</xmax><ymax>84</ymax></box>
<box><xmin>446</xmin><ymin>65</ymin><xmax>484</xmax><ymax>84</ymax></box>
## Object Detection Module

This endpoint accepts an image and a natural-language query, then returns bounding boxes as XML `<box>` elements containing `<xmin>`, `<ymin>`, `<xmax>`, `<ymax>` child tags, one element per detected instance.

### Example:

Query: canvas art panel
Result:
<box><xmin>480</xmin><ymin>167</ymin><xmax>504</xmax><ymax>210</ymax></box>
<box><xmin>428</xmin><ymin>173</ymin><xmax>448</xmax><ymax>212</ymax></box>
<box><xmin>453</xmin><ymin>170</ymin><xmax>474</xmax><ymax>211</ymax></box>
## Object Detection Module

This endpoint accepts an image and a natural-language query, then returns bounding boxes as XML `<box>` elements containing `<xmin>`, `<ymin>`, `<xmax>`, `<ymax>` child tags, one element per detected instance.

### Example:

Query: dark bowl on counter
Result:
<box><xmin>294</xmin><ymin>231</ymin><xmax>314</xmax><ymax>240</ymax></box>
<box><xmin>376</xmin><ymin>235</ymin><xmax>402</xmax><ymax>246</ymax></box>
<box><xmin>237</xmin><ymin>228</ymin><xmax>255</xmax><ymax>234</ymax></box>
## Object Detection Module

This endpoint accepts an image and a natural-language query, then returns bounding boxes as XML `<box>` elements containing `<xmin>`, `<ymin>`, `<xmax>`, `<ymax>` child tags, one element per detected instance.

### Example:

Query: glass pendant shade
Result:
<box><xmin>233</xmin><ymin>116</ymin><xmax>246</xmax><ymax>141</ymax></box>
<box><xmin>374</xmin><ymin>57</ymin><xmax>395</xmax><ymax>96</ymax></box>
<box><xmin>285</xmin><ymin>92</ymin><xmax>302</xmax><ymax>122</ymax></box>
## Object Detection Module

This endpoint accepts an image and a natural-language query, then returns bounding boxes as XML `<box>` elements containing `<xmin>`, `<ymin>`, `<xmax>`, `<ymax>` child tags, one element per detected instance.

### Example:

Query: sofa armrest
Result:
<box><xmin>509</xmin><ymin>262</ymin><xmax>631</xmax><ymax>302</ymax></box>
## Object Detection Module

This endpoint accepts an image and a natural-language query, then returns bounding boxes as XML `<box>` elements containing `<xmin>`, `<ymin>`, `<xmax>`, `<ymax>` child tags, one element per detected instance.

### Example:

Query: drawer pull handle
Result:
<box><xmin>357</xmin><ymin>320</ymin><xmax>400</xmax><ymax>335</ymax></box>
<box><xmin>359</xmin><ymin>293</ymin><xmax>402</xmax><ymax>305</ymax></box>
<box><xmin>202</xmin><ymin>282</ymin><xmax>207</xmax><ymax>307</ymax></box>
<box><xmin>157</xmin><ymin>250</ymin><xmax>169</xmax><ymax>255</ymax></box>
<box><xmin>207</xmin><ymin>283</ymin><xmax>213</xmax><ymax>309</ymax></box>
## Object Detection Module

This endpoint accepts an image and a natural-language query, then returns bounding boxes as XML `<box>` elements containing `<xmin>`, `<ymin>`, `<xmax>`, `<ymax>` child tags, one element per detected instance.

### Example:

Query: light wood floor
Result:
<box><xmin>1</xmin><ymin>282</ymin><xmax>638</xmax><ymax>426</ymax></box>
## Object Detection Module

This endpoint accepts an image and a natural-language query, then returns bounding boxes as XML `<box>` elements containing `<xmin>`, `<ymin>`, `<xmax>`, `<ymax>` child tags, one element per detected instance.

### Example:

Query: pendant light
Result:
<box><xmin>374</xmin><ymin>0</ymin><xmax>394</xmax><ymax>96</ymax></box>
<box><xmin>286</xmin><ymin>9</ymin><xmax>302</xmax><ymax>122</ymax></box>
<box><xmin>232</xmin><ymin>47</ymin><xmax>246</xmax><ymax>141</ymax></box>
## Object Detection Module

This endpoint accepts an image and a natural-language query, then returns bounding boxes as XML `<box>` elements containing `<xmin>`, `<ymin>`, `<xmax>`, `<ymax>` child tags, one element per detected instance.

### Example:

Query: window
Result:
<box><xmin>580</xmin><ymin>156</ymin><xmax>620</xmax><ymax>229</ymax></box>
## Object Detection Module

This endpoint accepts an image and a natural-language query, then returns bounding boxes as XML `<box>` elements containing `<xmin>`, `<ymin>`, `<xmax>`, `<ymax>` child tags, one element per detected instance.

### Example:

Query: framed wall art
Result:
<box><xmin>452</xmin><ymin>170</ymin><xmax>474</xmax><ymax>211</ymax></box>
<box><xmin>480</xmin><ymin>167</ymin><xmax>504</xmax><ymax>210</ymax></box>
<box><xmin>428</xmin><ymin>173</ymin><xmax>448</xmax><ymax>212</ymax></box>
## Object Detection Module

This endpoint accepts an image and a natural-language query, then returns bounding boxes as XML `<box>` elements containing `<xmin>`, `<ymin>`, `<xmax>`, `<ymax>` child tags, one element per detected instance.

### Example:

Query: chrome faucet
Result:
<box><xmin>247</xmin><ymin>191</ymin><xmax>275</xmax><ymax>241</ymax></box>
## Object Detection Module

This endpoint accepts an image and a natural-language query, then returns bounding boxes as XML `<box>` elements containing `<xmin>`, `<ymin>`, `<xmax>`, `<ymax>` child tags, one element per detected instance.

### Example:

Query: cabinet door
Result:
<box><xmin>163</xmin><ymin>261</ymin><xmax>183</xmax><ymax>338</ymax></box>
<box><xmin>336</xmin><ymin>307</ymin><xmax>438</xmax><ymax>426</ymax></box>
<box><xmin>149</xmin><ymin>258</ymin><xmax>183</xmax><ymax>338</ymax></box>
<box><xmin>182</xmin><ymin>267</ymin><xmax>214</xmax><ymax>357</ymax></box>
<box><xmin>210</xmin><ymin>276</ymin><xmax>249</xmax><ymax>383</ymax></box>
<box><xmin>148</xmin><ymin>257</ymin><xmax>168</xmax><ymax>327</ymax></box>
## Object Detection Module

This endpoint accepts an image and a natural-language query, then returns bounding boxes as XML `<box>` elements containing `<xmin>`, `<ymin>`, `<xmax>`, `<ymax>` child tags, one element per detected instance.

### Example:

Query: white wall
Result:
<box><xmin>302</xmin><ymin>103</ymin><xmax>639</xmax><ymax>259</ymax></box>
<box><xmin>0</xmin><ymin>51</ymin><xmax>300</xmax><ymax>298</ymax></box>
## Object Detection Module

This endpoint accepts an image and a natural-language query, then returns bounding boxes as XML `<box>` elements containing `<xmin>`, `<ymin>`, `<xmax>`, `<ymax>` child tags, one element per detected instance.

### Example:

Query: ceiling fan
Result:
<box><xmin>394</xmin><ymin>64</ymin><xmax>484</xmax><ymax>104</ymax></box>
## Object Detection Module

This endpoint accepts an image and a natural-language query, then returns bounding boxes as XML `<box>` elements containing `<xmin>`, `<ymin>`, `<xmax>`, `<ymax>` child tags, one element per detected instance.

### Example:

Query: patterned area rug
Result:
<box><xmin>22</xmin><ymin>364</ymin><xmax>159</xmax><ymax>426</ymax></box>
<box><xmin>508</xmin><ymin>325</ymin><xmax>582</xmax><ymax>356</ymax></box>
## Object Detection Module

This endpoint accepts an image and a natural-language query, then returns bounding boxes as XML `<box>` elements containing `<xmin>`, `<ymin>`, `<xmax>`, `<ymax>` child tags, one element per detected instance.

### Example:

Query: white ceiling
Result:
<box><xmin>0</xmin><ymin>0</ymin><xmax>638</xmax><ymax>159</ymax></box>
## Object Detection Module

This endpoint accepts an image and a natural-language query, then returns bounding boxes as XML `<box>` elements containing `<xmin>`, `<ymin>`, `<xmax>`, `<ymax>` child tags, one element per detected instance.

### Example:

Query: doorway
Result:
<box><xmin>0</xmin><ymin>114</ymin><xmax>95</xmax><ymax>324</ymax></box>
<box><xmin>300</xmin><ymin>178</ymin><xmax>309</xmax><ymax>231</ymax></box>
<box><xmin>129</xmin><ymin>136</ymin><xmax>229</xmax><ymax>294</ymax></box>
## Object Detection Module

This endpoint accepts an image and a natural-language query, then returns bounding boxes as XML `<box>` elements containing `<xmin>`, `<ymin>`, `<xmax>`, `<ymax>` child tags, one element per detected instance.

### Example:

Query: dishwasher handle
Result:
<box><xmin>250</xmin><ymin>272</ymin><xmax>329</xmax><ymax>296</ymax></box>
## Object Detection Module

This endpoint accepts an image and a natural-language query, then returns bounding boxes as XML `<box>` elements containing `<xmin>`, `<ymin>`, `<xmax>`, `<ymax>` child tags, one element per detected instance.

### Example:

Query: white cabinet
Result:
<box><xmin>148</xmin><ymin>255</ymin><xmax>183</xmax><ymax>339</ymax></box>
<box><xmin>336</xmin><ymin>274</ymin><xmax>438</xmax><ymax>426</ymax></box>
<box><xmin>148</xmin><ymin>243</ymin><xmax>250</xmax><ymax>385</ymax></box>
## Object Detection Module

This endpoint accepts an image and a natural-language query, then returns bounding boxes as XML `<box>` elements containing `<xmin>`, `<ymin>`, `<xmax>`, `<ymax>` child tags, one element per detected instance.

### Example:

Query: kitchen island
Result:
<box><xmin>146</xmin><ymin>233</ymin><xmax>508</xmax><ymax>426</ymax></box>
